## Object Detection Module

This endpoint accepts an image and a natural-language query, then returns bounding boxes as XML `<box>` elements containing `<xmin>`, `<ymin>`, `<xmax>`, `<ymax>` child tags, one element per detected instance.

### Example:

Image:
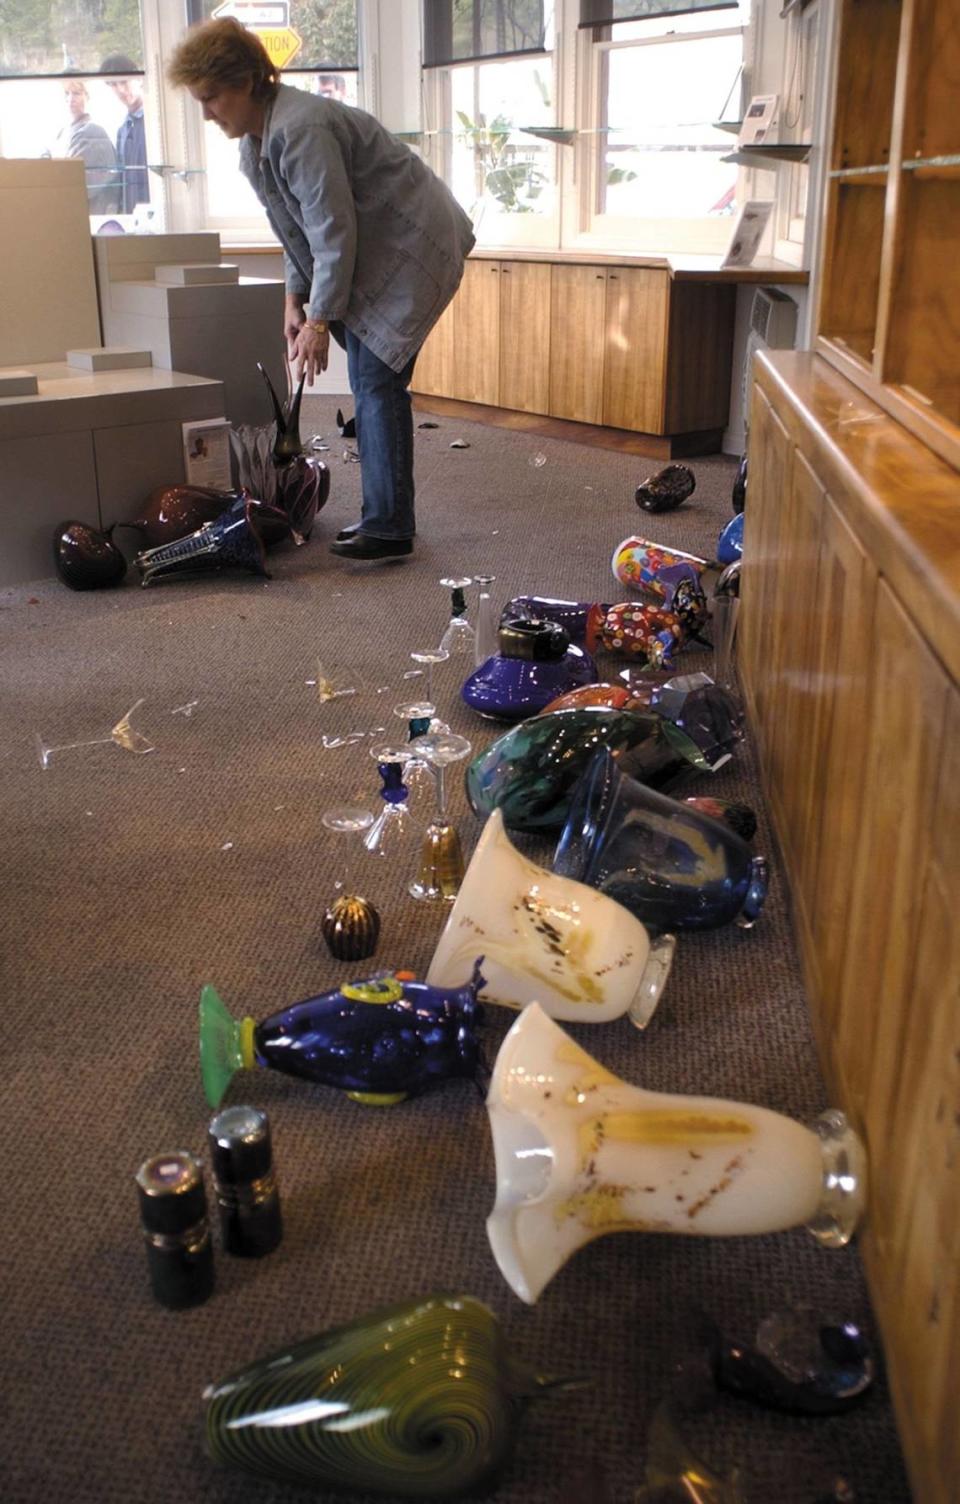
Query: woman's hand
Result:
<box><xmin>283</xmin><ymin>293</ymin><xmax>305</xmax><ymax>356</ymax></box>
<box><xmin>290</xmin><ymin>321</ymin><xmax>330</xmax><ymax>384</ymax></box>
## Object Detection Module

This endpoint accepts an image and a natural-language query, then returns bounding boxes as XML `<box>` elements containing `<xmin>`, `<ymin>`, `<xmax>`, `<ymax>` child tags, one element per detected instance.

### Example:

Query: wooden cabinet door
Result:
<box><xmin>548</xmin><ymin>264</ymin><xmax>606</xmax><ymax>424</ymax></box>
<box><xmin>738</xmin><ymin>385</ymin><xmax>792</xmax><ymax>749</ymax></box>
<box><xmin>449</xmin><ymin>259</ymin><xmax>501</xmax><ymax>406</ymax></box>
<box><xmin>498</xmin><ymin>261</ymin><xmax>551</xmax><ymax>415</ymax></box>
<box><xmin>411</xmin><ymin>292</ymin><xmax>456</xmax><ymax>397</ymax></box>
<box><xmin>601</xmin><ymin>267</ymin><xmax>669</xmax><ymax>434</ymax></box>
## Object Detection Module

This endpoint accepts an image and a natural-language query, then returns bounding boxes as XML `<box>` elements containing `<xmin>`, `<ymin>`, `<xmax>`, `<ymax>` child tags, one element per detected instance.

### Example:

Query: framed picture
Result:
<box><xmin>739</xmin><ymin>94</ymin><xmax>779</xmax><ymax>146</ymax></box>
<box><xmin>720</xmin><ymin>199</ymin><xmax>775</xmax><ymax>269</ymax></box>
<box><xmin>182</xmin><ymin>418</ymin><xmax>232</xmax><ymax>491</ymax></box>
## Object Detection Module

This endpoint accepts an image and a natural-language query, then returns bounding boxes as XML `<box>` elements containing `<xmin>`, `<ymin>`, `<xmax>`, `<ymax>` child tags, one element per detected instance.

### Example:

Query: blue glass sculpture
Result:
<box><xmin>463</xmin><ymin>619</ymin><xmax>598</xmax><ymax>721</ymax></box>
<box><xmin>134</xmin><ymin>495</ymin><xmax>269</xmax><ymax>585</ymax></box>
<box><xmin>465</xmin><ymin>705</ymin><xmax>712</xmax><ymax>834</ymax></box>
<box><xmin>553</xmin><ymin>748</ymin><xmax>767</xmax><ymax>931</ymax></box>
<box><xmin>717</xmin><ymin>511</ymin><xmax>744</xmax><ymax>565</ymax></box>
<box><xmin>199</xmin><ymin>963</ymin><xmax>485</xmax><ymax>1108</ymax></box>
<box><xmin>500</xmin><ymin>596</ymin><xmax>609</xmax><ymax>653</ymax></box>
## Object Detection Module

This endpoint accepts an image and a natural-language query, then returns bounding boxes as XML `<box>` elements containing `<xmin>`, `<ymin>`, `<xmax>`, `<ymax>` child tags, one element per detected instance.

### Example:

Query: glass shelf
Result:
<box><xmin>722</xmin><ymin>143</ymin><xmax>812</xmax><ymax>166</ymax></box>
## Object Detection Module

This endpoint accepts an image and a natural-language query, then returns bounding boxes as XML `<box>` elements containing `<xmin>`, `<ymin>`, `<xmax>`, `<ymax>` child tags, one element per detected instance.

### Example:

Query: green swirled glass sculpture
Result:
<box><xmin>203</xmin><ymin>1293</ymin><xmax>573</xmax><ymax>1498</ymax></box>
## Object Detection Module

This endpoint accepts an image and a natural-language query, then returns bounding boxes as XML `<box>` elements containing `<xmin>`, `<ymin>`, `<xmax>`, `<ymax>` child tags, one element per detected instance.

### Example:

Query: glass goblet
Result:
<box><xmin>363</xmin><ymin>746</ymin><xmax>417</xmax><ymax>865</ymax></box>
<box><xmin>439</xmin><ymin>576</ymin><xmax>475</xmax><ymax>656</ymax></box>
<box><xmin>320</xmin><ymin>806</ymin><xmax>380</xmax><ymax>962</ymax></box>
<box><xmin>407</xmin><ymin>731</ymin><xmax>473</xmax><ymax>901</ymax></box>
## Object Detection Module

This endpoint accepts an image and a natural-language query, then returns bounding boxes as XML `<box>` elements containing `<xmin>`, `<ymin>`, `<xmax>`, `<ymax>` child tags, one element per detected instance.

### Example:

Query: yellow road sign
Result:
<box><xmin>254</xmin><ymin>26</ymin><xmax>302</xmax><ymax>70</ymax></box>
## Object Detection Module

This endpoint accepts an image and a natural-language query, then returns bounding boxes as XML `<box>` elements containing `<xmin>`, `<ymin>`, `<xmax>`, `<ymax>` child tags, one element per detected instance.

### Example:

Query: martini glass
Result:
<box><xmin>320</xmin><ymin>807</ymin><xmax>380</xmax><ymax>961</ymax></box>
<box><xmin>35</xmin><ymin>697</ymin><xmax>154</xmax><ymax>769</ymax></box>
<box><xmin>439</xmin><ymin>576</ymin><xmax>475</xmax><ymax>656</ymax></box>
<box><xmin>473</xmin><ymin>574</ymin><xmax>498</xmax><ymax>666</ymax></box>
<box><xmin>407</xmin><ymin>731</ymin><xmax>473</xmax><ymax>901</ymax></box>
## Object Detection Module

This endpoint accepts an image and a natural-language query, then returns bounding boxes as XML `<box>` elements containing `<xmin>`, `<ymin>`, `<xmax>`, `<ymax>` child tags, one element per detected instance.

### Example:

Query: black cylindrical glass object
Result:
<box><xmin>135</xmin><ymin>1150</ymin><xmax>215</xmax><ymax>1309</ymax></box>
<box><xmin>208</xmin><ymin>1105</ymin><xmax>283</xmax><ymax>1258</ymax></box>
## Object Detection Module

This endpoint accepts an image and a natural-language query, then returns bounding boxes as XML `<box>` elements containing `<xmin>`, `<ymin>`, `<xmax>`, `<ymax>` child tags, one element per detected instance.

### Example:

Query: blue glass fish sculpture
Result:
<box><xmin>200</xmin><ymin>962</ymin><xmax>486</xmax><ymax>1108</ymax></box>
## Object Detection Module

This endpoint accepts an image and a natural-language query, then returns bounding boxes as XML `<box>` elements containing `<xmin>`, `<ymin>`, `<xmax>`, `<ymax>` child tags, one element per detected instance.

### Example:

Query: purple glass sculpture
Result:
<box><xmin>199</xmin><ymin>962</ymin><xmax>486</xmax><ymax>1108</ymax></box>
<box><xmin>635</xmin><ymin>462</ymin><xmax>696</xmax><ymax>514</ymax></box>
<box><xmin>52</xmin><ymin>521</ymin><xmax>127</xmax><ymax>590</ymax></box>
<box><xmin>553</xmin><ymin>748</ymin><xmax>767</xmax><ymax>931</ymax></box>
<box><xmin>500</xmin><ymin>596</ymin><xmax>609</xmax><ymax>654</ymax></box>
<box><xmin>123</xmin><ymin>484</ymin><xmax>293</xmax><ymax>549</ymax></box>
<box><xmin>462</xmin><ymin>619</ymin><xmax>598</xmax><ymax>722</ymax></box>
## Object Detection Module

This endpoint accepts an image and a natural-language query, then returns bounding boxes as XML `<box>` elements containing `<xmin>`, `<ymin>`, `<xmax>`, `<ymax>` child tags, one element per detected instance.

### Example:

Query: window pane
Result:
<box><xmin>447</xmin><ymin>56</ymin><xmax>556</xmax><ymax>227</ymax></box>
<box><xmin>599</xmin><ymin>34</ymin><xmax>742</xmax><ymax>218</ymax></box>
<box><xmin>0</xmin><ymin>75</ymin><xmax>153</xmax><ymax>223</ymax></box>
<box><xmin>600</xmin><ymin>2</ymin><xmax>747</xmax><ymax>40</ymax></box>
<box><xmin>0</xmin><ymin>0</ymin><xmax>143</xmax><ymax>76</ymax></box>
<box><xmin>188</xmin><ymin>0</ymin><xmax>358</xmax><ymax>70</ymax></box>
<box><xmin>424</xmin><ymin>0</ymin><xmax>547</xmax><ymax>66</ymax></box>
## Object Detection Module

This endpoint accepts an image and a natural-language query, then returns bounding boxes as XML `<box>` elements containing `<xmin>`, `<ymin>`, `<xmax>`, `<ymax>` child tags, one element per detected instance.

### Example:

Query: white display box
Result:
<box><xmin>0</xmin><ymin>369</ymin><xmax>39</xmax><ymax>397</ymax></box>
<box><xmin>67</xmin><ymin>347</ymin><xmax>153</xmax><ymax>372</ymax></box>
<box><xmin>155</xmin><ymin>262</ymin><xmax>240</xmax><ymax>286</ymax></box>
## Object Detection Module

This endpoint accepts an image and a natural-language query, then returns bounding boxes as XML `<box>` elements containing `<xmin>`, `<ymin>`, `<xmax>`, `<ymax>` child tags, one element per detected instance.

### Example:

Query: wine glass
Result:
<box><xmin>408</xmin><ymin>647</ymin><xmax>449</xmax><ymax>706</ymax></box>
<box><xmin>407</xmin><ymin>731</ymin><xmax>473</xmax><ymax>901</ymax></box>
<box><xmin>473</xmin><ymin>574</ymin><xmax>498</xmax><ymax>666</ymax></box>
<box><xmin>363</xmin><ymin>746</ymin><xmax>417</xmax><ymax>865</ymax></box>
<box><xmin>439</xmin><ymin>576</ymin><xmax>475</xmax><ymax>656</ymax></box>
<box><xmin>392</xmin><ymin>701</ymin><xmax>438</xmax><ymax>802</ymax></box>
<box><xmin>35</xmin><ymin>697</ymin><xmax>154</xmax><ymax>769</ymax></box>
<box><xmin>320</xmin><ymin>806</ymin><xmax>380</xmax><ymax>962</ymax></box>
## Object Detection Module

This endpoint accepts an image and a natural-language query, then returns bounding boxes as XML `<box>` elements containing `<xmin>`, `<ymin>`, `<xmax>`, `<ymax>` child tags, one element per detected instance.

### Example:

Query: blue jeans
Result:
<box><xmin>331</xmin><ymin>324</ymin><xmax>418</xmax><ymax>540</ymax></box>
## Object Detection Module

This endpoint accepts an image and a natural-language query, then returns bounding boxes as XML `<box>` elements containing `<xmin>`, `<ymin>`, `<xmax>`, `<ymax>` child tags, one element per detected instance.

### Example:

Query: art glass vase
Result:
<box><xmin>462</xmin><ymin>619</ymin><xmax>598</xmax><ymax>721</ymax></box>
<box><xmin>426</xmin><ymin>808</ymin><xmax>675</xmax><ymax>1028</ymax></box>
<box><xmin>500</xmin><ymin>595</ymin><xmax>609</xmax><ymax>654</ymax></box>
<box><xmin>465</xmin><ymin>705</ymin><xmax>711</xmax><ymax>835</ymax></box>
<box><xmin>611</xmin><ymin>535</ymin><xmax>711</xmax><ymax>599</ymax></box>
<box><xmin>485</xmin><ymin>1004</ymin><xmax>867</xmax><ymax>1303</ymax></box>
<box><xmin>202</xmin><ymin>1293</ymin><xmax>575</xmax><ymax>1499</ymax></box>
<box><xmin>554</xmin><ymin>748</ymin><xmax>767</xmax><ymax>931</ymax></box>
<box><xmin>634</xmin><ymin>462</ymin><xmax>696</xmax><ymax>514</ymax></box>
<box><xmin>717</xmin><ymin>510</ymin><xmax>744</xmax><ymax>565</ymax></box>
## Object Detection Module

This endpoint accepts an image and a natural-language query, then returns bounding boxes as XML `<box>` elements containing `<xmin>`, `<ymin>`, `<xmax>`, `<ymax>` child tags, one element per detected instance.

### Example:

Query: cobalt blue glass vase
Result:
<box><xmin>500</xmin><ymin>596</ymin><xmax>608</xmax><ymax>653</ymax></box>
<box><xmin>717</xmin><ymin>510</ymin><xmax>744</xmax><ymax>565</ymax></box>
<box><xmin>553</xmin><ymin>748</ymin><xmax>767</xmax><ymax>931</ymax></box>
<box><xmin>462</xmin><ymin>619</ymin><xmax>598</xmax><ymax>722</ymax></box>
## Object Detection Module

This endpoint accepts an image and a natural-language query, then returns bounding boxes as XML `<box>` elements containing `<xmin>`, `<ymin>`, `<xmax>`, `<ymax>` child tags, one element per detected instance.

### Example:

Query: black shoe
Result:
<box><xmin>329</xmin><ymin>533</ymin><xmax>413</xmax><ymax>561</ymax></box>
<box><xmin>335</xmin><ymin>522</ymin><xmax>363</xmax><ymax>542</ymax></box>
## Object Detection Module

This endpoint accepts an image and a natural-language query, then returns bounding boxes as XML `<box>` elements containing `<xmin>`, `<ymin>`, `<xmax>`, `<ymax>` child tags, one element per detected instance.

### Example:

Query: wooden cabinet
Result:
<box><xmin>818</xmin><ymin>0</ymin><xmax>960</xmax><ymax>468</ymax></box>
<box><xmin>741</xmin><ymin>348</ymin><xmax>960</xmax><ymax>1504</ymax></box>
<box><xmin>413</xmin><ymin>254</ymin><xmax>734</xmax><ymax>452</ymax></box>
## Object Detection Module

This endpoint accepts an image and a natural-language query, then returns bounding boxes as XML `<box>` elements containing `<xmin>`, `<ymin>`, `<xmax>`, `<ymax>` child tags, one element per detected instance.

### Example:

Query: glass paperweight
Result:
<box><xmin>473</xmin><ymin>573</ymin><xmax>498</xmax><ymax>666</ymax></box>
<box><xmin>36</xmin><ymin>697</ymin><xmax>154</xmax><ymax>769</ymax></box>
<box><xmin>202</xmin><ymin>1293</ymin><xmax>576</xmax><ymax>1498</ymax></box>
<box><xmin>439</xmin><ymin>575</ymin><xmax>475</xmax><ymax>656</ymax></box>
<box><xmin>199</xmin><ymin>964</ymin><xmax>486</xmax><ymax>1109</ymax></box>
<box><xmin>465</xmin><ymin>705</ymin><xmax>711</xmax><ymax>834</ymax></box>
<box><xmin>364</xmin><ymin>749</ymin><xmax>417</xmax><ymax>864</ymax></box>
<box><xmin>320</xmin><ymin>807</ymin><xmax>380</xmax><ymax>963</ymax></box>
<box><xmin>702</xmin><ymin>1304</ymin><xmax>874</xmax><ymax>1415</ymax></box>
<box><xmin>553</xmin><ymin>748</ymin><xmax>767</xmax><ymax>932</ymax></box>
<box><xmin>426</xmin><ymin>808</ymin><xmax>675</xmax><ymax>1029</ymax></box>
<box><xmin>485</xmin><ymin>1004</ymin><xmax>868</xmax><ymax>1304</ymax></box>
<box><xmin>408</xmin><ymin>731</ymin><xmax>473</xmax><ymax>901</ymax></box>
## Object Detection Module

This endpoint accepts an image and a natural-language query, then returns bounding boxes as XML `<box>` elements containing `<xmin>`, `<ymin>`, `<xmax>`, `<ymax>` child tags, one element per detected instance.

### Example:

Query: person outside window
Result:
<box><xmin>99</xmin><ymin>54</ymin><xmax>149</xmax><ymax>213</ymax></box>
<box><xmin>315</xmin><ymin>73</ymin><xmax>347</xmax><ymax>101</ymax></box>
<box><xmin>168</xmin><ymin>19</ymin><xmax>475</xmax><ymax>562</ymax></box>
<box><xmin>55</xmin><ymin>80</ymin><xmax>121</xmax><ymax>214</ymax></box>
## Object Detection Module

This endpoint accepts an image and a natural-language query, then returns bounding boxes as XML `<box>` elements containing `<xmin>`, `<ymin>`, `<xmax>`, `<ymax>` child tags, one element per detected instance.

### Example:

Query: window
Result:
<box><xmin>422</xmin><ymin>1</ymin><xmax>559</xmax><ymax>247</ymax></box>
<box><xmin>576</xmin><ymin>2</ymin><xmax>749</xmax><ymax>251</ymax></box>
<box><xmin>0</xmin><ymin>0</ymin><xmax>154</xmax><ymax>226</ymax></box>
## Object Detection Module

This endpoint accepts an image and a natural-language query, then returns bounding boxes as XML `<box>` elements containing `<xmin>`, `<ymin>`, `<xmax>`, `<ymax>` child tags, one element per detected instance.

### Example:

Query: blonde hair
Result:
<box><xmin>63</xmin><ymin>80</ymin><xmax>88</xmax><ymax>102</ymax></box>
<box><xmin>166</xmin><ymin>17</ymin><xmax>278</xmax><ymax>101</ymax></box>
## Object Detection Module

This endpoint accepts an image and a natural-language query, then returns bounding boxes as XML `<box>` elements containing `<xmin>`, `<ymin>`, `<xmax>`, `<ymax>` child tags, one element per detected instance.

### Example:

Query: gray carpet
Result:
<box><xmin>0</xmin><ymin>399</ymin><xmax>910</xmax><ymax>1503</ymax></box>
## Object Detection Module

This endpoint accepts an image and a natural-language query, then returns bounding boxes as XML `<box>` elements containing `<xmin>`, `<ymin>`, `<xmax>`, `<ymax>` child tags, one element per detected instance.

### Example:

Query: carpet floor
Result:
<box><xmin>0</xmin><ymin>397</ymin><xmax>910</xmax><ymax>1503</ymax></box>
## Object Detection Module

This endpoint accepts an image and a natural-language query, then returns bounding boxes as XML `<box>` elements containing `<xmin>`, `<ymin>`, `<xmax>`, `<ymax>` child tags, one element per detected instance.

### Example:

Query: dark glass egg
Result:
<box><xmin>52</xmin><ymin>520</ymin><xmax>127</xmax><ymax>590</ymax></box>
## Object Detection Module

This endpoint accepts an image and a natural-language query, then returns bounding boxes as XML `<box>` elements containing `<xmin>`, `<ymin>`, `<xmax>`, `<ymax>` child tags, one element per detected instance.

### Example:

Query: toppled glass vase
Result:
<box><xmin>485</xmin><ymin>1005</ymin><xmax>868</xmax><ymax>1303</ymax></box>
<box><xmin>229</xmin><ymin>364</ymin><xmax>330</xmax><ymax>539</ymax></box>
<box><xmin>134</xmin><ymin>495</ymin><xmax>270</xmax><ymax>586</ymax></box>
<box><xmin>612</xmin><ymin>536</ymin><xmax>715</xmax><ymax>600</ymax></box>
<box><xmin>123</xmin><ymin>484</ymin><xmax>292</xmax><ymax>550</ymax></box>
<box><xmin>635</xmin><ymin>463</ymin><xmax>696</xmax><ymax>514</ymax></box>
<box><xmin>52</xmin><ymin>520</ymin><xmax>127</xmax><ymax>590</ymax></box>
<box><xmin>463</xmin><ymin>619</ymin><xmax>598</xmax><ymax>721</ymax></box>
<box><xmin>202</xmin><ymin>1293</ymin><xmax>578</xmax><ymax>1499</ymax></box>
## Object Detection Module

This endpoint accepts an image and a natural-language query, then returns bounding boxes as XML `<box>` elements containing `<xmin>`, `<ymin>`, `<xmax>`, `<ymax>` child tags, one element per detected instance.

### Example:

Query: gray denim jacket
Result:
<box><xmin>239</xmin><ymin>85</ymin><xmax>475</xmax><ymax>373</ymax></box>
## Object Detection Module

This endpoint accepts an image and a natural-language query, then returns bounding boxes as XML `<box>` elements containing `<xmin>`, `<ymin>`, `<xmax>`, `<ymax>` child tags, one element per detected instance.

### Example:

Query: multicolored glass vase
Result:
<box><xmin>485</xmin><ymin>1004</ymin><xmax>868</xmax><ymax>1303</ymax></box>
<box><xmin>553</xmin><ymin>748</ymin><xmax>767</xmax><ymax>931</ymax></box>
<box><xmin>199</xmin><ymin>963</ymin><xmax>485</xmax><ymax>1109</ymax></box>
<box><xmin>465</xmin><ymin>705</ymin><xmax>711</xmax><ymax>835</ymax></box>
<box><xmin>426</xmin><ymin>809</ymin><xmax>675</xmax><ymax>1029</ymax></box>
<box><xmin>203</xmin><ymin>1293</ymin><xmax>575</xmax><ymax>1499</ymax></box>
<box><xmin>611</xmin><ymin>535</ymin><xmax>712</xmax><ymax>599</ymax></box>
<box><xmin>462</xmin><ymin>619</ymin><xmax>598</xmax><ymax>721</ymax></box>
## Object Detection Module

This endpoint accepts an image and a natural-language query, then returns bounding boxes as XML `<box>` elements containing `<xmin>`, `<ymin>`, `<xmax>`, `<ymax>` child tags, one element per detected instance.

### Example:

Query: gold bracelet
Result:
<box><xmin>304</xmin><ymin>319</ymin><xmax>328</xmax><ymax>333</ymax></box>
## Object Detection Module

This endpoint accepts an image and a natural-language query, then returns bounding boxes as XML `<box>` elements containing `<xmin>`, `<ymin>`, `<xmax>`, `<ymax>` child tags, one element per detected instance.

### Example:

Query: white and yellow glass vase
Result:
<box><xmin>426</xmin><ymin>809</ymin><xmax>675</xmax><ymax>1028</ymax></box>
<box><xmin>486</xmin><ymin>1005</ymin><xmax>867</xmax><ymax>1304</ymax></box>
